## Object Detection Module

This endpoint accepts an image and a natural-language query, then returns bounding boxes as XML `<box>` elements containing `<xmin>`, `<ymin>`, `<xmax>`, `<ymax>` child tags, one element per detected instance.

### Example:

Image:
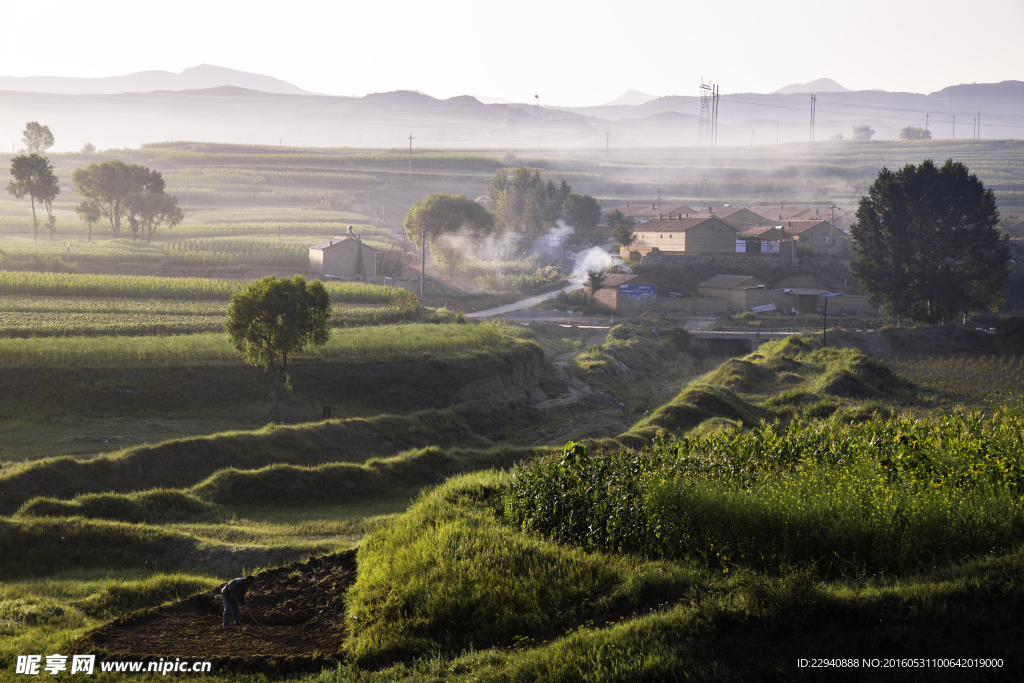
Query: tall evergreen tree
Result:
<box><xmin>850</xmin><ymin>159</ymin><xmax>1009</xmax><ymax>323</ymax></box>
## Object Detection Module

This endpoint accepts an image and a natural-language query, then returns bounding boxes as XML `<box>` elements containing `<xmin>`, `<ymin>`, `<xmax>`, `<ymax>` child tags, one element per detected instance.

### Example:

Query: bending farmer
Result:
<box><xmin>221</xmin><ymin>575</ymin><xmax>255</xmax><ymax>627</ymax></box>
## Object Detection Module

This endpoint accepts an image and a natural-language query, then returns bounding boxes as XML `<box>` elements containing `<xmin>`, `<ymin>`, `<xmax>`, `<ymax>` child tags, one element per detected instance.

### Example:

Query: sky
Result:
<box><xmin>1</xmin><ymin>0</ymin><xmax>1021</xmax><ymax>106</ymax></box>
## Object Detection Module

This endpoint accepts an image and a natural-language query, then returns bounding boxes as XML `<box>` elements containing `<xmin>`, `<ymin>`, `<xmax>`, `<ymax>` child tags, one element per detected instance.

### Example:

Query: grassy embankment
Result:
<box><xmin>334</xmin><ymin>456</ymin><xmax>1024</xmax><ymax>681</ymax></box>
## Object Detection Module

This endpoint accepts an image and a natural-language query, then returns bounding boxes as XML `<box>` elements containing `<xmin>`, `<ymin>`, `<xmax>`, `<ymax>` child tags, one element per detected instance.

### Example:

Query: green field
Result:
<box><xmin>1</xmin><ymin>139</ymin><xmax>1022</xmax><ymax>248</ymax></box>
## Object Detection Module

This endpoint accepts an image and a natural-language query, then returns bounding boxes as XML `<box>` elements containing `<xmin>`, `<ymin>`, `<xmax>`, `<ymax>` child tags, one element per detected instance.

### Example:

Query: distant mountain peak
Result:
<box><xmin>773</xmin><ymin>78</ymin><xmax>850</xmax><ymax>95</ymax></box>
<box><xmin>604</xmin><ymin>89</ymin><xmax>658</xmax><ymax>106</ymax></box>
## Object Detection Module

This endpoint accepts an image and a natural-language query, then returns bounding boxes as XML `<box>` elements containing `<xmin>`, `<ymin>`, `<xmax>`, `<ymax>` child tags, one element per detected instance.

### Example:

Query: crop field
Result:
<box><xmin>887</xmin><ymin>355</ymin><xmax>1024</xmax><ymax>403</ymax></box>
<box><xmin>0</xmin><ymin>235</ymin><xmax>402</xmax><ymax>276</ymax></box>
<box><xmin>0</xmin><ymin>322</ymin><xmax>512</xmax><ymax>366</ymax></box>
<box><xmin>0</xmin><ymin>271</ymin><xmax>419</xmax><ymax>303</ymax></box>
<box><xmin>0</xmin><ymin>296</ymin><xmax>429</xmax><ymax>338</ymax></box>
<box><xmin>3</xmin><ymin>139</ymin><xmax>1020</xmax><ymax>253</ymax></box>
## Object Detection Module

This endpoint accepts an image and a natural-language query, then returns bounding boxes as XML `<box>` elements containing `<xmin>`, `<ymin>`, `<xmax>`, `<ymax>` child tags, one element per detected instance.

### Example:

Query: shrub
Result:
<box><xmin>996</xmin><ymin>315</ymin><xmax>1024</xmax><ymax>354</ymax></box>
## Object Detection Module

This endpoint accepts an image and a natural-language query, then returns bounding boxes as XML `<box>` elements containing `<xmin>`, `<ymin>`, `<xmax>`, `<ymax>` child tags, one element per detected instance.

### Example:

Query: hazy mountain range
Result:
<box><xmin>0</xmin><ymin>65</ymin><xmax>1021</xmax><ymax>150</ymax></box>
<box><xmin>0</xmin><ymin>64</ymin><xmax>314</xmax><ymax>96</ymax></box>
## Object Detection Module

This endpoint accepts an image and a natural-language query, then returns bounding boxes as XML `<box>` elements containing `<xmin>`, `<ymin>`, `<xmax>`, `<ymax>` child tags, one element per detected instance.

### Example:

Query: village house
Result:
<box><xmin>775</xmin><ymin>220</ymin><xmax>850</xmax><ymax>256</ymax></box>
<box><xmin>622</xmin><ymin>215</ymin><xmax>739</xmax><ymax>257</ymax></box>
<box><xmin>696</xmin><ymin>206</ymin><xmax>766</xmax><ymax>228</ymax></box>
<box><xmin>308</xmin><ymin>231</ymin><xmax>382</xmax><ymax>278</ymax></box>
<box><xmin>736</xmin><ymin>225</ymin><xmax>794</xmax><ymax>256</ymax></box>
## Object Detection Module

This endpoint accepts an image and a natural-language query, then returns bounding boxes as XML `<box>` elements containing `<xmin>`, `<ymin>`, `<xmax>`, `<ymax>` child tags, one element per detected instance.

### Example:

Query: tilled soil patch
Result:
<box><xmin>69</xmin><ymin>549</ymin><xmax>357</xmax><ymax>674</ymax></box>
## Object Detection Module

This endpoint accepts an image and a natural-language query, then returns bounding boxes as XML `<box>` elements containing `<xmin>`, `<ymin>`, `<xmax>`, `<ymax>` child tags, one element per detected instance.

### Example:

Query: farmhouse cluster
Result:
<box><xmin>613</xmin><ymin>202</ymin><xmax>855</xmax><ymax>260</ymax></box>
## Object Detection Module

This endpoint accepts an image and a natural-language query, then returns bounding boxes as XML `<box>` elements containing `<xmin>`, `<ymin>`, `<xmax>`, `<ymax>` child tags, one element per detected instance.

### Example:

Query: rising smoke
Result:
<box><xmin>570</xmin><ymin>246</ymin><xmax>631</xmax><ymax>279</ymax></box>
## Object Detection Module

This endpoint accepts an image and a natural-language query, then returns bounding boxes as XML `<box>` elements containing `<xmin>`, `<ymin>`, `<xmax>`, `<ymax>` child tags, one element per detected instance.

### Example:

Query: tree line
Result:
<box><xmin>403</xmin><ymin>167</ymin><xmax>602</xmax><ymax>275</ymax></box>
<box><xmin>6</xmin><ymin>122</ymin><xmax>181</xmax><ymax>241</ymax></box>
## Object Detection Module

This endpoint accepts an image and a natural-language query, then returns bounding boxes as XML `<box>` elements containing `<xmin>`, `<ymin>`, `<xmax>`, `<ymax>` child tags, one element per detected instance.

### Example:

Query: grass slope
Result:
<box><xmin>0</xmin><ymin>412</ymin><xmax>499</xmax><ymax>515</ymax></box>
<box><xmin>342</xmin><ymin>471</ymin><xmax>1024</xmax><ymax>682</ymax></box>
<box><xmin>619</xmin><ymin>335</ymin><xmax>913</xmax><ymax>447</ymax></box>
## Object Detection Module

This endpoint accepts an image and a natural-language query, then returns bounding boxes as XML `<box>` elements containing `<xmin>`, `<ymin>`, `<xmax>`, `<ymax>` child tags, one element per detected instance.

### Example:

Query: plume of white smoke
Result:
<box><xmin>458</xmin><ymin>219</ymin><xmax>576</xmax><ymax>264</ymax></box>
<box><xmin>571</xmin><ymin>246</ymin><xmax>632</xmax><ymax>279</ymax></box>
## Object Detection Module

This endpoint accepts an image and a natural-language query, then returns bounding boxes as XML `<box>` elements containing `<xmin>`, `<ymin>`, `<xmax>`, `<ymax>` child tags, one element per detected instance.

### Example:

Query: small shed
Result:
<box><xmin>309</xmin><ymin>235</ymin><xmax>381</xmax><ymax>278</ymax></box>
<box><xmin>787</xmin><ymin>288</ymin><xmax>823</xmax><ymax>314</ymax></box>
<box><xmin>697</xmin><ymin>275</ymin><xmax>765</xmax><ymax>298</ymax></box>
<box><xmin>592</xmin><ymin>274</ymin><xmax>657</xmax><ymax>311</ymax></box>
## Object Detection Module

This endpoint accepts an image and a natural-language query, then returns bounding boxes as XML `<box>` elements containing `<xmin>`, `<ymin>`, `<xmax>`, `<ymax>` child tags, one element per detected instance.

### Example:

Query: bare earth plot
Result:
<box><xmin>69</xmin><ymin>551</ymin><xmax>357</xmax><ymax>674</ymax></box>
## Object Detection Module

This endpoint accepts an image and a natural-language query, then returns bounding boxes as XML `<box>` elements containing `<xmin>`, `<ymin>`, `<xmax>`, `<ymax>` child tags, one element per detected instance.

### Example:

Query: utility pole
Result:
<box><xmin>977</xmin><ymin>112</ymin><xmax>981</xmax><ymax>139</ymax></box>
<box><xmin>827</xmin><ymin>202</ymin><xmax>839</xmax><ymax>262</ymax></box>
<box><xmin>809</xmin><ymin>94</ymin><xmax>816</xmax><ymax>142</ymax></box>
<box><xmin>408</xmin><ymin>134</ymin><xmax>413</xmax><ymax>176</ymax></box>
<box><xmin>713</xmin><ymin>84</ymin><xmax>720</xmax><ymax>146</ymax></box>
<box><xmin>656</xmin><ymin>188</ymin><xmax>662</xmax><ymax>211</ymax></box>
<box><xmin>823</xmin><ymin>297</ymin><xmax>828</xmax><ymax>347</ymax></box>
<box><xmin>925</xmin><ymin>113</ymin><xmax>929</xmax><ymax>134</ymax></box>
<box><xmin>420</xmin><ymin>229</ymin><xmax>426</xmax><ymax>305</ymax></box>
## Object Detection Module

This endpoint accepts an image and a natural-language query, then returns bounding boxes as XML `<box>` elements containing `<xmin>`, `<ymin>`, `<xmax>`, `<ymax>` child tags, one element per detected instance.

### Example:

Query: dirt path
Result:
<box><xmin>535</xmin><ymin>349</ymin><xmax>595</xmax><ymax>409</ymax></box>
<box><xmin>465</xmin><ymin>280</ymin><xmax>583</xmax><ymax>318</ymax></box>
<box><xmin>535</xmin><ymin>328</ymin><xmax>616</xmax><ymax>411</ymax></box>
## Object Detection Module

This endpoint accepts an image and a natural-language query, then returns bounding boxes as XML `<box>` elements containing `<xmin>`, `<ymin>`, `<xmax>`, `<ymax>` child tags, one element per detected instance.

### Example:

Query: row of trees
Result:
<box><xmin>405</xmin><ymin>168</ymin><xmax>603</xmax><ymax>275</ymax></box>
<box><xmin>5</xmin><ymin>122</ymin><xmax>182</xmax><ymax>241</ymax></box>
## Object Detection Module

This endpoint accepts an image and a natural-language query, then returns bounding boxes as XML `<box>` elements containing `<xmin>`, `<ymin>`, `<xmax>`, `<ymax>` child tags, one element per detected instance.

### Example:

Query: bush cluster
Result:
<box><xmin>505</xmin><ymin>409</ymin><xmax>1024</xmax><ymax>576</ymax></box>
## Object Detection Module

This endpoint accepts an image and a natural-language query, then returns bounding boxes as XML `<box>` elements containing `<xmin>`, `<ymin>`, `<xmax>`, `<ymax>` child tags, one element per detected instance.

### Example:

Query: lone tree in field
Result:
<box><xmin>404</xmin><ymin>193</ymin><xmax>494</xmax><ymax>277</ymax></box>
<box><xmin>23</xmin><ymin>122</ymin><xmax>54</xmax><ymax>154</ymax></box>
<box><xmin>7</xmin><ymin>153</ymin><xmax>60</xmax><ymax>240</ymax></box>
<box><xmin>225</xmin><ymin>275</ymin><xmax>332</xmax><ymax>419</ymax></box>
<box><xmin>853</xmin><ymin>125</ymin><xmax>875</xmax><ymax>140</ymax></box>
<box><xmin>75</xmin><ymin>200</ymin><xmax>103</xmax><ymax>241</ymax></box>
<box><xmin>850</xmin><ymin>158</ymin><xmax>1009</xmax><ymax>324</ymax></box>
